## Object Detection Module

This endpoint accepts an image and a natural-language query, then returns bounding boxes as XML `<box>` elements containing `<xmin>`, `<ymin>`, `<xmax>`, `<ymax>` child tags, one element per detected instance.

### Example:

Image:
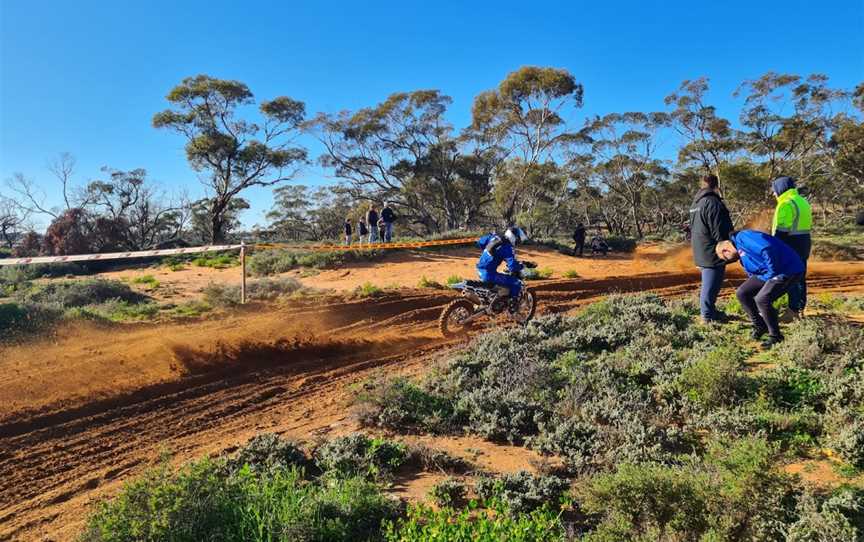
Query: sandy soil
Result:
<box><xmin>2</xmin><ymin>244</ymin><xmax>864</xmax><ymax>540</ymax></box>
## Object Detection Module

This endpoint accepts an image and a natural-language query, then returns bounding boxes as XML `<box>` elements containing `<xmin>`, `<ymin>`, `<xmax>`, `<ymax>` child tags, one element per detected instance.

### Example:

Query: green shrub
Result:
<box><xmin>192</xmin><ymin>252</ymin><xmax>239</xmax><ymax>268</ymax></box>
<box><xmin>417</xmin><ymin>276</ymin><xmax>443</xmax><ymax>289</ymax></box>
<box><xmin>428</xmin><ymin>477</ymin><xmax>467</xmax><ymax>507</ymax></box>
<box><xmin>678</xmin><ymin>345</ymin><xmax>747</xmax><ymax>408</ymax></box>
<box><xmin>202</xmin><ymin>277</ymin><xmax>304</xmax><ymax>307</ymax></box>
<box><xmin>81</xmin><ymin>458</ymin><xmax>400</xmax><ymax>542</ymax></box>
<box><xmin>226</xmin><ymin>433</ymin><xmax>309</xmax><ymax>474</ymax></box>
<box><xmin>787</xmin><ymin>488</ymin><xmax>864</xmax><ymax>541</ymax></box>
<box><xmin>0</xmin><ymin>301</ymin><xmax>62</xmax><ymax>337</ymax></box>
<box><xmin>164</xmin><ymin>301</ymin><xmax>212</xmax><ymax>319</ymax></box>
<box><xmin>354</xmin><ymin>282</ymin><xmax>383</xmax><ymax>298</ymax></box>
<box><xmin>249</xmin><ymin>248</ymin><xmax>384</xmax><ymax>276</ymax></box>
<box><xmin>67</xmin><ymin>300</ymin><xmax>160</xmax><ymax>322</ymax></box>
<box><xmin>404</xmin><ymin>443</ymin><xmax>472</xmax><ymax>474</ymax></box>
<box><xmin>563</xmin><ymin>269</ymin><xmax>579</xmax><ymax>279</ymax></box>
<box><xmin>445</xmin><ymin>275</ymin><xmax>463</xmax><ymax>286</ymax></box>
<box><xmin>474</xmin><ymin>471</ymin><xmax>569</xmax><ymax>514</ymax></box>
<box><xmin>356</xmin><ymin>377</ymin><xmax>457</xmax><ymax>433</ymax></box>
<box><xmin>16</xmin><ymin>279</ymin><xmax>146</xmax><ymax>308</ymax></box>
<box><xmin>384</xmin><ymin>504</ymin><xmax>566</xmax><ymax>542</ymax></box>
<box><xmin>314</xmin><ymin>433</ymin><xmax>408</xmax><ymax>481</ymax></box>
<box><xmin>131</xmin><ymin>275</ymin><xmax>159</xmax><ymax>288</ymax></box>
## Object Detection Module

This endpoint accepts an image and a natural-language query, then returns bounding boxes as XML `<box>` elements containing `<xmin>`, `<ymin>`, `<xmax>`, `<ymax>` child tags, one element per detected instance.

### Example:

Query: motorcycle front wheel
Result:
<box><xmin>512</xmin><ymin>289</ymin><xmax>536</xmax><ymax>324</ymax></box>
<box><xmin>439</xmin><ymin>298</ymin><xmax>475</xmax><ymax>338</ymax></box>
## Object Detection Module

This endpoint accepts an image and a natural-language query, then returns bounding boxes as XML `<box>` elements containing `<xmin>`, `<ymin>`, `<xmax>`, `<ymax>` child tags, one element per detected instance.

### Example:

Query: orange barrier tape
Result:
<box><xmin>254</xmin><ymin>237</ymin><xmax>478</xmax><ymax>252</ymax></box>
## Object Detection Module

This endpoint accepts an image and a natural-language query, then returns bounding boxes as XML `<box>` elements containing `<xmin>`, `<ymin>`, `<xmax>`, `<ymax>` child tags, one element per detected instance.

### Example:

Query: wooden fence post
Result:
<box><xmin>240</xmin><ymin>241</ymin><xmax>247</xmax><ymax>305</ymax></box>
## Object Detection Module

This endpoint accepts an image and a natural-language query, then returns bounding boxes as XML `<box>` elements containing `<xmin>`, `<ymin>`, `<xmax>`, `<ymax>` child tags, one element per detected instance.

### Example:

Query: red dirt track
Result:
<box><xmin>2</xmin><ymin>252</ymin><xmax>863</xmax><ymax>540</ymax></box>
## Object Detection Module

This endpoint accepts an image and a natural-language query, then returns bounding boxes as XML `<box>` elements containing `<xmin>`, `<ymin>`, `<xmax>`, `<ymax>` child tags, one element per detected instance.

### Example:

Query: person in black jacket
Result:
<box><xmin>572</xmin><ymin>223</ymin><xmax>586</xmax><ymax>256</ymax></box>
<box><xmin>365</xmin><ymin>205</ymin><xmax>379</xmax><ymax>244</ymax></box>
<box><xmin>357</xmin><ymin>218</ymin><xmax>368</xmax><ymax>247</ymax></box>
<box><xmin>689</xmin><ymin>174</ymin><xmax>734</xmax><ymax>324</ymax></box>
<box><xmin>381</xmin><ymin>202</ymin><xmax>396</xmax><ymax>242</ymax></box>
<box><xmin>343</xmin><ymin>218</ymin><xmax>352</xmax><ymax>246</ymax></box>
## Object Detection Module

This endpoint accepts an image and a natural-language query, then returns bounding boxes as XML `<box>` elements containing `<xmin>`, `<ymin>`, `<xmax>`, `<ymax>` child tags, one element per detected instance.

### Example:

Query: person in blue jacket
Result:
<box><xmin>476</xmin><ymin>227</ymin><xmax>529</xmax><ymax>311</ymax></box>
<box><xmin>715</xmin><ymin>229</ymin><xmax>804</xmax><ymax>348</ymax></box>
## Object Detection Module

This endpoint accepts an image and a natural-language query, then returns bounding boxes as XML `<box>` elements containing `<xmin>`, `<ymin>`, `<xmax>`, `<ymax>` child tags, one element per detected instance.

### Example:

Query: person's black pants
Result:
<box><xmin>736</xmin><ymin>274</ymin><xmax>801</xmax><ymax>338</ymax></box>
<box><xmin>574</xmin><ymin>239</ymin><xmax>584</xmax><ymax>256</ymax></box>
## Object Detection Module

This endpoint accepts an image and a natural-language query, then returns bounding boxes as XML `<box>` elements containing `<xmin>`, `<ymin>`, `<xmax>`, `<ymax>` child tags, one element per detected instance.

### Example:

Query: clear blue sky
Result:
<box><xmin>1</xmin><ymin>0</ymin><xmax>862</xmax><ymax>229</ymax></box>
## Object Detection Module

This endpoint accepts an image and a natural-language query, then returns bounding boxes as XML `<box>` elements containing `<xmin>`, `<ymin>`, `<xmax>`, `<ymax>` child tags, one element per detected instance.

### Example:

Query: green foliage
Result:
<box><xmin>678</xmin><ymin>345</ymin><xmax>748</xmax><ymax>408</ymax></box>
<box><xmin>314</xmin><ymin>433</ymin><xmax>408</xmax><ymax>481</ymax></box>
<box><xmin>787</xmin><ymin>488</ymin><xmax>864</xmax><ymax>541</ymax></box>
<box><xmin>474</xmin><ymin>471</ymin><xmax>569</xmax><ymax>514</ymax></box>
<box><xmin>563</xmin><ymin>269</ymin><xmax>579</xmax><ymax>279</ymax></box>
<box><xmin>15</xmin><ymin>278</ymin><xmax>146</xmax><ymax>308</ymax></box>
<box><xmin>417</xmin><ymin>276</ymin><xmax>443</xmax><ymax>289</ymax></box>
<box><xmin>202</xmin><ymin>277</ymin><xmax>304</xmax><ymax>307</ymax></box>
<box><xmin>354</xmin><ymin>282</ymin><xmax>383</xmax><ymax>298</ymax></box>
<box><xmin>356</xmin><ymin>377</ymin><xmax>457</xmax><ymax>433</ymax></box>
<box><xmin>0</xmin><ymin>301</ymin><xmax>62</xmax><ymax>338</ymax></box>
<box><xmin>428</xmin><ymin>477</ymin><xmax>467</xmax><ymax>507</ymax></box>
<box><xmin>445</xmin><ymin>275</ymin><xmax>463</xmax><ymax>286</ymax></box>
<box><xmin>81</xmin><ymin>458</ymin><xmax>399</xmax><ymax>542</ymax></box>
<box><xmin>67</xmin><ymin>300</ymin><xmax>160</xmax><ymax>322</ymax></box>
<box><xmin>384</xmin><ymin>504</ymin><xmax>565</xmax><ymax>542</ymax></box>
<box><xmin>131</xmin><ymin>275</ymin><xmax>159</xmax><ymax>289</ymax></box>
<box><xmin>192</xmin><ymin>252</ymin><xmax>239</xmax><ymax>269</ymax></box>
<box><xmin>249</xmin><ymin>248</ymin><xmax>384</xmax><ymax>276</ymax></box>
<box><xmin>580</xmin><ymin>437</ymin><xmax>797</xmax><ymax>541</ymax></box>
<box><xmin>226</xmin><ymin>433</ymin><xmax>309</xmax><ymax>474</ymax></box>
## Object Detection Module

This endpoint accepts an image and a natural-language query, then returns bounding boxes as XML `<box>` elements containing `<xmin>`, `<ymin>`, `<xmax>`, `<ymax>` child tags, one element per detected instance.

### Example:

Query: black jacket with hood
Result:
<box><xmin>689</xmin><ymin>188</ymin><xmax>733</xmax><ymax>268</ymax></box>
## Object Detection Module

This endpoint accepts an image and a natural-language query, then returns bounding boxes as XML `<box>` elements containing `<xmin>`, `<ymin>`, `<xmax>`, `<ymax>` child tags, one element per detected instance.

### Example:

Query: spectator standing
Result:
<box><xmin>357</xmin><ymin>218</ymin><xmax>368</xmax><ymax>247</ymax></box>
<box><xmin>366</xmin><ymin>205</ymin><xmax>379</xmax><ymax>244</ymax></box>
<box><xmin>572</xmin><ymin>223</ymin><xmax>586</xmax><ymax>257</ymax></box>
<box><xmin>689</xmin><ymin>174</ymin><xmax>734</xmax><ymax>324</ymax></box>
<box><xmin>343</xmin><ymin>218</ymin><xmax>352</xmax><ymax>246</ymax></box>
<box><xmin>377</xmin><ymin>216</ymin><xmax>387</xmax><ymax>244</ymax></box>
<box><xmin>715</xmin><ymin>231</ymin><xmax>804</xmax><ymax>348</ymax></box>
<box><xmin>770</xmin><ymin>177</ymin><xmax>812</xmax><ymax>320</ymax></box>
<box><xmin>381</xmin><ymin>202</ymin><xmax>396</xmax><ymax>242</ymax></box>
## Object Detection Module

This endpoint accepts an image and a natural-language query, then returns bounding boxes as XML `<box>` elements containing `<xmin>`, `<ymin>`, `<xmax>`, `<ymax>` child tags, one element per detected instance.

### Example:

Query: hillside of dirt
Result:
<box><xmin>2</xmin><ymin>244</ymin><xmax>864</xmax><ymax>540</ymax></box>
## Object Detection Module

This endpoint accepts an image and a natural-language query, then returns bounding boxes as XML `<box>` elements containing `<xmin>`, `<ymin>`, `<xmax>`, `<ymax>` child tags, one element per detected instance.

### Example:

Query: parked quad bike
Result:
<box><xmin>438</xmin><ymin>261</ymin><xmax>538</xmax><ymax>338</ymax></box>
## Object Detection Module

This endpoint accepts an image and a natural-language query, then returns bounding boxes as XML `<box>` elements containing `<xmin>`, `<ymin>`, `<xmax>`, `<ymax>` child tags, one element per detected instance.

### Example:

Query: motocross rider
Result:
<box><xmin>475</xmin><ymin>227</ymin><xmax>529</xmax><ymax>312</ymax></box>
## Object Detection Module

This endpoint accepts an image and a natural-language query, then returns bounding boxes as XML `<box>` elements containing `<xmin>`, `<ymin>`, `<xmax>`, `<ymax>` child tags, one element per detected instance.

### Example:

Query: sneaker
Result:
<box><xmin>761</xmin><ymin>335</ymin><xmax>784</xmax><ymax>349</ymax></box>
<box><xmin>779</xmin><ymin>308</ymin><xmax>796</xmax><ymax>323</ymax></box>
<box><xmin>750</xmin><ymin>327</ymin><xmax>768</xmax><ymax>340</ymax></box>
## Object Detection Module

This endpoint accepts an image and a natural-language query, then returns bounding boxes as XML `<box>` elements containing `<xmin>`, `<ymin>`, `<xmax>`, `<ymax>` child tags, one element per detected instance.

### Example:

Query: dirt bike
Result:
<box><xmin>438</xmin><ymin>261</ymin><xmax>538</xmax><ymax>338</ymax></box>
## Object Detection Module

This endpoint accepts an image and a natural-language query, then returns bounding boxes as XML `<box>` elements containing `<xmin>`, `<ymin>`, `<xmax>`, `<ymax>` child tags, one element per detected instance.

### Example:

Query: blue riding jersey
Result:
<box><xmin>475</xmin><ymin>233</ymin><xmax>523</xmax><ymax>299</ymax></box>
<box><xmin>732</xmin><ymin>230</ymin><xmax>804</xmax><ymax>282</ymax></box>
<box><xmin>476</xmin><ymin>234</ymin><xmax>522</xmax><ymax>274</ymax></box>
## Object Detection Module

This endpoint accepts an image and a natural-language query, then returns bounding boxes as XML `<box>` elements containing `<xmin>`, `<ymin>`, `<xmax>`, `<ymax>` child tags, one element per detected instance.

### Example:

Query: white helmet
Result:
<box><xmin>504</xmin><ymin>227</ymin><xmax>528</xmax><ymax>246</ymax></box>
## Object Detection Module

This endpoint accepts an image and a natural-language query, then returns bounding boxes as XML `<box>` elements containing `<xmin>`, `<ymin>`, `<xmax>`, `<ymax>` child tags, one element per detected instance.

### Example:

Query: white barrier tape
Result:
<box><xmin>0</xmin><ymin>244</ymin><xmax>243</xmax><ymax>266</ymax></box>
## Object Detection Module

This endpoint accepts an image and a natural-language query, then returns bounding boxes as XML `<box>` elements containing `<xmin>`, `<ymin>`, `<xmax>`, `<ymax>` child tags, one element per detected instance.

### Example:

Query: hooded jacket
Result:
<box><xmin>689</xmin><ymin>188</ymin><xmax>734</xmax><ymax>268</ymax></box>
<box><xmin>732</xmin><ymin>230</ymin><xmax>804</xmax><ymax>282</ymax></box>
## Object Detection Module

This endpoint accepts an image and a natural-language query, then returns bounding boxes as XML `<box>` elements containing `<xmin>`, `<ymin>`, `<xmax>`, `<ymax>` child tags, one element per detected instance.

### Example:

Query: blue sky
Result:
<box><xmin>1</xmin><ymin>0</ymin><xmax>862</xmax><ymax>229</ymax></box>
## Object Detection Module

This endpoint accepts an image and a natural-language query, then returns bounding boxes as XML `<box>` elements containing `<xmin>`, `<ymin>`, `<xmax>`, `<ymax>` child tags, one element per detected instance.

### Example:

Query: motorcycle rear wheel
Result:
<box><xmin>439</xmin><ymin>298</ymin><xmax>475</xmax><ymax>338</ymax></box>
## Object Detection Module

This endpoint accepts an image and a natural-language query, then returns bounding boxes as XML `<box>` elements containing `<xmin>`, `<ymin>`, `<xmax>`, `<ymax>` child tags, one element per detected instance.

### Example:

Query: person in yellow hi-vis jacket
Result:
<box><xmin>771</xmin><ymin>176</ymin><xmax>812</xmax><ymax>319</ymax></box>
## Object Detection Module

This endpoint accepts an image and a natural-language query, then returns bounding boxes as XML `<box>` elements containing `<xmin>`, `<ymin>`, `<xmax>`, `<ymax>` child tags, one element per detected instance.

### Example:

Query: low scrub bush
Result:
<box><xmin>787</xmin><ymin>488</ymin><xmax>864</xmax><ymax>541</ymax></box>
<box><xmin>249</xmin><ymin>248</ymin><xmax>384</xmax><ymax>276</ymax></box>
<box><xmin>445</xmin><ymin>275</ymin><xmax>463</xmax><ymax>286</ymax></box>
<box><xmin>404</xmin><ymin>443</ymin><xmax>472</xmax><ymax>474</ymax></box>
<box><xmin>428</xmin><ymin>477</ymin><xmax>467</xmax><ymax>507</ymax></box>
<box><xmin>15</xmin><ymin>279</ymin><xmax>146</xmax><ymax>308</ymax></box>
<box><xmin>202</xmin><ymin>277</ymin><xmax>304</xmax><ymax>307</ymax></box>
<box><xmin>563</xmin><ymin>269</ymin><xmax>579</xmax><ymax>279</ymax></box>
<box><xmin>81</xmin><ymin>458</ymin><xmax>400</xmax><ymax>542</ymax></box>
<box><xmin>67</xmin><ymin>300</ymin><xmax>160</xmax><ymax>322</ymax></box>
<box><xmin>384</xmin><ymin>504</ymin><xmax>566</xmax><ymax>542</ymax></box>
<box><xmin>192</xmin><ymin>252</ymin><xmax>239</xmax><ymax>268</ymax></box>
<box><xmin>356</xmin><ymin>376</ymin><xmax>458</xmax><ymax>433</ymax></box>
<box><xmin>225</xmin><ymin>433</ymin><xmax>310</xmax><ymax>474</ymax></box>
<box><xmin>0</xmin><ymin>301</ymin><xmax>62</xmax><ymax>337</ymax></box>
<box><xmin>474</xmin><ymin>471</ymin><xmax>569</xmax><ymax>514</ymax></box>
<box><xmin>417</xmin><ymin>276</ymin><xmax>443</xmax><ymax>289</ymax></box>
<box><xmin>354</xmin><ymin>282</ymin><xmax>383</xmax><ymax>298</ymax></box>
<box><xmin>678</xmin><ymin>345</ymin><xmax>748</xmax><ymax>409</ymax></box>
<box><xmin>314</xmin><ymin>433</ymin><xmax>408</xmax><ymax>481</ymax></box>
<box><xmin>131</xmin><ymin>275</ymin><xmax>159</xmax><ymax>288</ymax></box>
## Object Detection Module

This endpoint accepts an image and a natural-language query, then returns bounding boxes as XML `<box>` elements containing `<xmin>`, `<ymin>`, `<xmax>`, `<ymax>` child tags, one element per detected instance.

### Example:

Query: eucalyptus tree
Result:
<box><xmin>153</xmin><ymin>75</ymin><xmax>307</xmax><ymax>242</ymax></box>
<box><xmin>580</xmin><ymin>112</ymin><xmax>670</xmax><ymax>238</ymax></box>
<box><xmin>664</xmin><ymin>77</ymin><xmax>742</xmax><ymax>191</ymax></box>
<box><xmin>308</xmin><ymin>89</ymin><xmax>491</xmax><ymax>233</ymax></box>
<box><xmin>468</xmin><ymin>66</ymin><xmax>585</xmax><ymax>224</ymax></box>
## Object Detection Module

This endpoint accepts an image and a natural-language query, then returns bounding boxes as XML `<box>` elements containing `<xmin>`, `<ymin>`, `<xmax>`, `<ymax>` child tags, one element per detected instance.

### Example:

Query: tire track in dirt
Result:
<box><xmin>2</xmin><ymin>267</ymin><xmax>863</xmax><ymax>540</ymax></box>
